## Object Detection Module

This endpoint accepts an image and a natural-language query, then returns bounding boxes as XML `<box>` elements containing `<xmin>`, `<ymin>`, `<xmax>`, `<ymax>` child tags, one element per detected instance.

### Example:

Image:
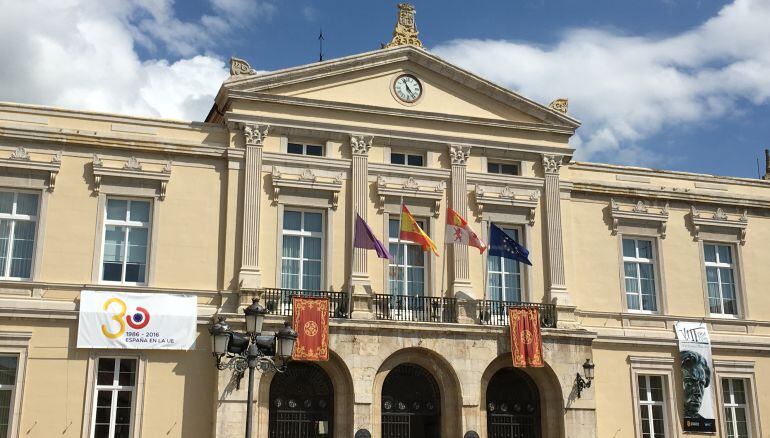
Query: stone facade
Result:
<box><xmin>0</xmin><ymin>42</ymin><xmax>769</xmax><ymax>438</ymax></box>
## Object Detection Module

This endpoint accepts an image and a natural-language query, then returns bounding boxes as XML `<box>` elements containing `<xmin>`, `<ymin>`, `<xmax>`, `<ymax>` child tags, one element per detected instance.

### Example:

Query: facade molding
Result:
<box><xmin>376</xmin><ymin>174</ymin><xmax>445</xmax><ymax>217</ymax></box>
<box><xmin>690</xmin><ymin>205</ymin><xmax>748</xmax><ymax>244</ymax></box>
<box><xmin>91</xmin><ymin>154</ymin><xmax>172</xmax><ymax>200</ymax></box>
<box><xmin>0</xmin><ymin>147</ymin><xmax>61</xmax><ymax>191</ymax></box>
<box><xmin>271</xmin><ymin>165</ymin><xmax>344</xmax><ymax>210</ymax></box>
<box><xmin>610</xmin><ymin>198</ymin><xmax>669</xmax><ymax>238</ymax></box>
<box><xmin>474</xmin><ymin>184</ymin><xmax>540</xmax><ymax>225</ymax></box>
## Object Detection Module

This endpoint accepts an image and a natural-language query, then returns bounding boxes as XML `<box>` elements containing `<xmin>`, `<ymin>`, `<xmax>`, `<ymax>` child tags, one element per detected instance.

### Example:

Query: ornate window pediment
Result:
<box><xmin>271</xmin><ymin>166</ymin><xmax>344</xmax><ymax>209</ymax></box>
<box><xmin>690</xmin><ymin>205</ymin><xmax>748</xmax><ymax>244</ymax></box>
<box><xmin>474</xmin><ymin>184</ymin><xmax>540</xmax><ymax>226</ymax></box>
<box><xmin>376</xmin><ymin>175</ymin><xmax>445</xmax><ymax>217</ymax></box>
<box><xmin>0</xmin><ymin>147</ymin><xmax>61</xmax><ymax>191</ymax></box>
<box><xmin>610</xmin><ymin>198</ymin><xmax>669</xmax><ymax>237</ymax></box>
<box><xmin>91</xmin><ymin>154</ymin><xmax>172</xmax><ymax>200</ymax></box>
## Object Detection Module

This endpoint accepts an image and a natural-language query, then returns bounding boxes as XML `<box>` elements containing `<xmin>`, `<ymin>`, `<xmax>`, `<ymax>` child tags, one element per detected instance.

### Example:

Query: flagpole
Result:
<box><xmin>396</xmin><ymin>196</ymin><xmax>404</xmax><ymax>300</ymax></box>
<box><xmin>348</xmin><ymin>209</ymin><xmax>357</xmax><ymax>318</ymax></box>
<box><xmin>483</xmin><ymin>221</ymin><xmax>490</xmax><ymax>301</ymax></box>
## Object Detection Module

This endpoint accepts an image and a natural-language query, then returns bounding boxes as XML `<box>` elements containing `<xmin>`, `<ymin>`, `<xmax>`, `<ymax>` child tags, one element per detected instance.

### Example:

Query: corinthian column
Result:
<box><xmin>542</xmin><ymin>154</ymin><xmax>570</xmax><ymax>305</ymax></box>
<box><xmin>238</xmin><ymin>124</ymin><xmax>268</xmax><ymax>292</ymax></box>
<box><xmin>349</xmin><ymin>135</ymin><xmax>374</xmax><ymax>319</ymax></box>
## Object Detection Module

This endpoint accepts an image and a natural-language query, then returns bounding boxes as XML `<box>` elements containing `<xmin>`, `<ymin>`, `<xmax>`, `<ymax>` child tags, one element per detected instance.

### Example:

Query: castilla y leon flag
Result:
<box><xmin>445</xmin><ymin>207</ymin><xmax>487</xmax><ymax>253</ymax></box>
<box><xmin>292</xmin><ymin>296</ymin><xmax>329</xmax><ymax>361</ymax></box>
<box><xmin>508</xmin><ymin>307</ymin><xmax>544</xmax><ymax>368</ymax></box>
<box><xmin>399</xmin><ymin>204</ymin><xmax>439</xmax><ymax>256</ymax></box>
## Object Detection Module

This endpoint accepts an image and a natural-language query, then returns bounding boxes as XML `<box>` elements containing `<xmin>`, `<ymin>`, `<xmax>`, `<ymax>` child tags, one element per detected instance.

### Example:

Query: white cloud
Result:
<box><xmin>0</xmin><ymin>0</ymin><xmax>274</xmax><ymax>121</ymax></box>
<box><xmin>432</xmin><ymin>0</ymin><xmax>770</xmax><ymax>165</ymax></box>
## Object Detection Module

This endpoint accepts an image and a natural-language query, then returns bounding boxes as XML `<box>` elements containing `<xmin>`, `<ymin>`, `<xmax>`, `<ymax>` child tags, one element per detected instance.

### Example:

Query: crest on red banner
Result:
<box><xmin>292</xmin><ymin>296</ymin><xmax>329</xmax><ymax>361</ymax></box>
<box><xmin>508</xmin><ymin>307</ymin><xmax>544</xmax><ymax>368</ymax></box>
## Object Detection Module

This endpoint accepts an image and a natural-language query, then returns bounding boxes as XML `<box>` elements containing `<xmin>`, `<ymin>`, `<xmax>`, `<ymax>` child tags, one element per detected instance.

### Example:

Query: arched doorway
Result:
<box><xmin>381</xmin><ymin>363</ymin><xmax>441</xmax><ymax>438</ymax></box>
<box><xmin>269</xmin><ymin>362</ymin><xmax>333</xmax><ymax>438</ymax></box>
<box><xmin>486</xmin><ymin>367</ymin><xmax>541</xmax><ymax>438</ymax></box>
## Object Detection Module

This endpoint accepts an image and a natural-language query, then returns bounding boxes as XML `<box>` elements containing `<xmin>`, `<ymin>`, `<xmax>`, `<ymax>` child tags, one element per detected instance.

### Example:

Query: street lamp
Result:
<box><xmin>209</xmin><ymin>298</ymin><xmax>298</xmax><ymax>438</ymax></box>
<box><xmin>575</xmin><ymin>358</ymin><xmax>595</xmax><ymax>398</ymax></box>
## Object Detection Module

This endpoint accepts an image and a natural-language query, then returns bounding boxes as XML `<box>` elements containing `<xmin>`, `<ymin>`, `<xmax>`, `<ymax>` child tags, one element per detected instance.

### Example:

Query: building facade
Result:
<box><xmin>1</xmin><ymin>8</ymin><xmax>770</xmax><ymax>438</ymax></box>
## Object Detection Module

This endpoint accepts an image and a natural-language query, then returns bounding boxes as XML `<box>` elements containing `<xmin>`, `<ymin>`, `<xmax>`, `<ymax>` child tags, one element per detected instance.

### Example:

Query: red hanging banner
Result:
<box><xmin>292</xmin><ymin>296</ymin><xmax>329</xmax><ymax>361</ymax></box>
<box><xmin>508</xmin><ymin>307</ymin><xmax>544</xmax><ymax>368</ymax></box>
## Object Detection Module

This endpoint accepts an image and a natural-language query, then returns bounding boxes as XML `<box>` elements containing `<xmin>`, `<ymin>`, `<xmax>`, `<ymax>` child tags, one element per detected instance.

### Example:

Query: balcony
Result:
<box><xmin>373</xmin><ymin>294</ymin><xmax>457</xmax><ymax>323</ymax></box>
<box><xmin>262</xmin><ymin>288</ymin><xmax>349</xmax><ymax>319</ymax></box>
<box><xmin>477</xmin><ymin>300</ymin><xmax>557</xmax><ymax>328</ymax></box>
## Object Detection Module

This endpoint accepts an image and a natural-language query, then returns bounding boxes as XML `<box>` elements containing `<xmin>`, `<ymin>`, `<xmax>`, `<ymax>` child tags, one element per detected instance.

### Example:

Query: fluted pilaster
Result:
<box><xmin>542</xmin><ymin>154</ymin><xmax>570</xmax><ymax>305</ymax></box>
<box><xmin>238</xmin><ymin>124</ymin><xmax>268</xmax><ymax>291</ymax></box>
<box><xmin>449</xmin><ymin>144</ymin><xmax>472</xmax><ymax>298</ymax></box>
<box><xmin>350</xmin><ymin>135</ymin><xmax>374</xmax><ymax>319</ymax></box>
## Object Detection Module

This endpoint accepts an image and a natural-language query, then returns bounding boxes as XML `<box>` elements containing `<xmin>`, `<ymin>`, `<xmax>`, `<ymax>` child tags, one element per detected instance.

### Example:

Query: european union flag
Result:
<box><xmin>488</xmin><ymin>223</ymin><xmax>532</xmax><ymax>266</ymax></box>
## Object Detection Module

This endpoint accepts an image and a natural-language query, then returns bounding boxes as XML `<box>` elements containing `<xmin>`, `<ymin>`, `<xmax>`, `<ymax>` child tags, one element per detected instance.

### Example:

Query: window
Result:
<box><xmin>281</xmin><ymin>210</ymin><xmax>323</xmax><ymax>290</ymax></box>
<box><xmin>487</xmin><ymin>227</ymin><xmax>522</xmax><ymax>302</ymax></box>
<box><xmin>487</xmin><ymin>162</ymin><xmax>519</xmax><ymax>176</ymax></box>
<box><xmin>623</xmin><ymin>238</ymin><xmax>658</xmax><ymax>312</ymax></box>
<box><xmin>287</xmin><ymin>142</ymin><xmax>324</xmax><ymax>157</ymax></box>
<box><xmin>390</xmin><ymin>152</ymin><xmax>424</xmax><ymax>167</ymax></box>
<box><xmin>0</xmin><ymin>355</ymin><xmax>18</xmax><ymax>438</ymax></box>
<box><xmin>101</xmin><ymin>198</ymin><xmax>151</xmax><ymax>285</ymax></box>
<box><xmin>722</xmin><ymin>378</ymin><xmax>751</xmax><ymax>438</ymax></box>
<box><xmin>638</xmin><ymin>375</ymin><xmax>668</xmax><ymax>438</ymax></box>
<box><xmin>0</xmin><ymin>190</ymin><xmax>39</xmax><ymax>280</ymax></box>
<box><xmin>704</xmin><ymin>243</ymin><xmax>737</xmax><ymax>316</ymax></box>
<box><xmin>91</xmin><ymin>357</ymin><xmax>137</xmax><ymax>438</ymax></box>
<box><xmin>388</xmin><ymin>218</ymin><xmax>425</xmax><ymax>297</ymax></box>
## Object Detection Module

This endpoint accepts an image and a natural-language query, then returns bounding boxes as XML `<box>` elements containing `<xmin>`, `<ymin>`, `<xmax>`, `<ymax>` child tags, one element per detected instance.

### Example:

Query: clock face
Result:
<box><xmin>394</xmin><ymin>75</ymin><xmax>422</xmax><ymax>103</ymax></box>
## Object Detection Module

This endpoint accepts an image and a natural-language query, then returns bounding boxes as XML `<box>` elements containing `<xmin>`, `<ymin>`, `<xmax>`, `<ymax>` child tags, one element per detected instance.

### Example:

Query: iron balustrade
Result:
<box><xmin>262</xmin><ymin>288</ymin><xmax>349</xmax><ymax>319</ymax></box>
<box><xmin>477</xmin><ymin>300</ymin><xmax>557</xmax><ymax>328</ymax></box>
<box><xmin>373</xmin><ymin>294</ymin><xmax>457</xmax><ymax>323</ymax></box>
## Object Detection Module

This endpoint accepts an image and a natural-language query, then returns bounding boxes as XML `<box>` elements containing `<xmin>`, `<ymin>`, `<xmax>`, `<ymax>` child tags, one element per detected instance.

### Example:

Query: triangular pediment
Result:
<box><xmin>220</xmin><ymin>46</ymin><xmax>579</xmax><ymax>130</ymax></box>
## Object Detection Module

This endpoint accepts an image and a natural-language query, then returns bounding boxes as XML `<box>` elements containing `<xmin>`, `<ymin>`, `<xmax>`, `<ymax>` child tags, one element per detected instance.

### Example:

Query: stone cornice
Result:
<box><xmin>225</xmin><ymin>91</ymin><xmax>577</xmax><ymax>136</ymax></box>
<box><xmin>271</xmin><ymin>165</ymin><xmax>344</xmax><ymax>209</ymax></box>
<box><xmin>571</xmin><ymin>161</ymin><xmax>770</xmax><ymax>189</ymax></box>
<box><xmin>474</xmin><ymin>184</ymin><xmax>540</xmax><ymax>225</ymax></box>
<box><xmin>690</xmin><ymin>205</ymin><xmax>748</xmax><ymax>244</ymax></box>
<box><xmin>225</xmin><ymin>114</ymin><xmax>575</xmax><ymax>157</ymax></box>
<box><xmin>0</xmin><ymin>147</ymin><xmax>61</xmax><ymax>190</ymax></box>
<box><xmin>610</xmin><ymin>198</ymin><xmax>669</xmax><ymax>237</ymax></box>
<box><xmin>0</xmin><ymin>124</ymin><xmax>228</xmax><ymax>158</ymax></box>
<box><xmin>376</xmin><ymin>174</ymin><xmax>446</xmax><ymax>217</ymax></box>
<box><xmin>570</xmin><ymin>180</ymin><xmax>770</xmax><ymax>209</ymax></box>
<box><xmin>466</xmin><ymin>172</ymin><xmax>544</xmax><ymax>189</ymax></box>
<box><xmin>92</xmin><ymin>154</ymin><xmax>172</xmax><ymax>199</ymax></box>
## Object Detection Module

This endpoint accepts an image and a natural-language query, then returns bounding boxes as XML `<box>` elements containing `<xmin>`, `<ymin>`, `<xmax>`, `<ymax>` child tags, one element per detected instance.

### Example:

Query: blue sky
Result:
<box><xmin>0</xmin><ymin>0</ymin><xmax>768</xmax><ymax>178</ymax></box>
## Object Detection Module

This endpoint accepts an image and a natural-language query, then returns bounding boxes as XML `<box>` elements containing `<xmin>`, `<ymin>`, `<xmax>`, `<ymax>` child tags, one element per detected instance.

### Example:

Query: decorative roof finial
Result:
<box><xmin>384</xmin><ymin>3</ymin><xmax>423</xmax><ymax>49</ymax></box>
<box><xmin>230</xmin><ymin>57</ymin><xmax>256</xmax><ymax>76</ymax></box>
<box><xmin>549</xmin><ymin>98</ymin><xmax>569</xmax><ymax>114</ymax></box>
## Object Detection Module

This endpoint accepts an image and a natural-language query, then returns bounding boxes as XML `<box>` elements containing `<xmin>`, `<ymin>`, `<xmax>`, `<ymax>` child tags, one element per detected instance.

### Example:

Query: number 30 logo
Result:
<box><xmin>101</xmin><ymin>298</ymin><xmax>151</xmax><ymax>339</ymax></box>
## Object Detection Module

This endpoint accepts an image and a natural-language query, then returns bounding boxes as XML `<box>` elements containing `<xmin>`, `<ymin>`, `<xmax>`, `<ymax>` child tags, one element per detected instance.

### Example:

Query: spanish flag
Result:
<box><xmin>399</xmin><ymin>204</ymin><xmax>439</xmax><ymax>256</ymax></box>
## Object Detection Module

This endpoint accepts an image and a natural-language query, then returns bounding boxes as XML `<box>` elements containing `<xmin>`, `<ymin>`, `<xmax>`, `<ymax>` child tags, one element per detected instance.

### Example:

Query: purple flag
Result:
<box><xmin>354</xmin><ymin>214</ymin><xmax>393</xmax><ymax>260</ymax></box>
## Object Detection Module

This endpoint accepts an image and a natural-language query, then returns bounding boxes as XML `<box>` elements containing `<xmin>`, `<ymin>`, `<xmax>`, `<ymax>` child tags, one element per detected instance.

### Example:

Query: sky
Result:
<box><xmin>0</xmin><ymin>0</ymin><xmax>768</xmax><ymax>178</ymax></box>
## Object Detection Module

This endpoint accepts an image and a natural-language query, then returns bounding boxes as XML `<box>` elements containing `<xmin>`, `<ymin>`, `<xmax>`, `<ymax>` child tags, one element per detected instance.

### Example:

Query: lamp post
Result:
<box><xmin>574</xmin><ymin>358</ymin><xmax>595</xmax><ymax>398</ymax></box>
<box><xmin>209</xmin><ymin>298</ymin><xmax>298</xmax><ymax>438</ymax></box>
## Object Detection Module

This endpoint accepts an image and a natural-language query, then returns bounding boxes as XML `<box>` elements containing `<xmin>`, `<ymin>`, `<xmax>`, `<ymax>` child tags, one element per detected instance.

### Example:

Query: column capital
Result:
<box><xmin>350</xmin><ymin>134</ymin><xmax>373</xmax><ymax>156</ymax></box>
<box><xmin>542</xmin><ymin>154</ymin><xmax>564</xmax><ymax>175</ymax></box>
<box><xmin>241</xmin><ymin>123</ymin><xmax>269</xmax><ymax>147</ymax></box>
<box><xmin>448</xmin><ymin>144</ymin><xmax>471</xmax><ymax>165</ymax></box>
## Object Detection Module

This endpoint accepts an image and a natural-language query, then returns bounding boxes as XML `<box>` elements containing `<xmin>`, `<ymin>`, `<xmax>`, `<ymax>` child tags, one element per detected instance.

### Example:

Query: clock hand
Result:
<box><xmin>404</xmin><ymin>83</ymin><xmax>413</xmax><ymax>94</ymax></box>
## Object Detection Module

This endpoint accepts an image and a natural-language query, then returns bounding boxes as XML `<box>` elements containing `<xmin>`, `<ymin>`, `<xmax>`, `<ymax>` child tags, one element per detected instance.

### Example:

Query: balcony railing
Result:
<box><xmin>477</xmin><ymin>300</ymin><xmax>557</xmax><ymax>328</ymax></box>
<box><xmin>373</xmin><ymin>294</ymin><xmax>457</xmax><ymax>323</ymax></box>
<box><xmin>262</xmin><ymin>288</ymin><xmax>349</xmax><ymax>319</ymax></box>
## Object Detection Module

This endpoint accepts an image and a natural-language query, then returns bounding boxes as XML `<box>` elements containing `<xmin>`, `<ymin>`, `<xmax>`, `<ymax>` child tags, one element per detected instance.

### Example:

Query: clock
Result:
<box><xmin>393</xmin><ymin>74</ymin><xmax>422</xmax><ymax>103</ymax></box>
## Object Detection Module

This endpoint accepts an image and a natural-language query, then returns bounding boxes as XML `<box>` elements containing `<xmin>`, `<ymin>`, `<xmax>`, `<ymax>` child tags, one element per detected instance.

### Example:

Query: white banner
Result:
<box><xmin>674</xmin><ymin>321</ymin><xmax>716</xmax><ymax>433</ymax></box>
<box><xmin>77</xmin><ymin>290</ymin><xmax>197</xmax><ymax>350</ymax></box>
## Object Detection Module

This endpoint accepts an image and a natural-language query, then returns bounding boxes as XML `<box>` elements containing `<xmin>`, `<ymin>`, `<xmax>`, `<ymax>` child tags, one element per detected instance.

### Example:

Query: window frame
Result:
<box><xmin>629</xmin><ymin>357</ymin><xmax>677</xmax><ymax>438</ymax></box>
<box><xmin>616</xmin><ymin>232</ymin><xmax>667</xmax><ymax>315</ymax></box>
<box><xmin>721</xmin><ymin>378</ymin><xmax>751</xmax><ymax>438</ymax></box>
<box><xmin>387</xmin><ymin>217</ymin><xmax>428</xmax><ymax>297</ymax></box>
<box><xmin>82</xmin><ymin>353</ymin><xmax>146</xmax><ymax>438</ymax></box>
<box><xmin>486</xmin><ymin>161</ymin><xmax>520</xmax><ymax>176</ymax></box>
<box><xmin>280</xmin><ymin>208</ymin><xmax>325</xmax><ymax>291</ymax></box>
<box><xmin>0</xmin><ymin>190</ymin><xmax>40</xmax><ymax>281</ymax></box>
<box><xmin>485</xmin><ymin>225</ymin><xmax>524</xmax><ymax>303</ymax></box>
<box><xmin>0</xmin><ymin>332</ymin><xmax>31</xmax><ymax>438</ymax></box>
<box><xmin>389</xmin><ymin>151</ymin><xmax>425</xmax><ymax>167</ymax></box>
<box><xmin>89</xmin><ymin>357</ymin><xmax>138</xmax><ymax>438</ymax></box>
<box><xmin>286</xmin><ymin>142</ymin><xmax>324</xmax><ymax>157</ymax></box>
<box><xmin>621</xmin><ymin>237</ymin><xmax>661</xmax><ymax>314</ymax></box>
<box><xmin>98</xmin><ymin>197</ymin><xmax>153</xmax><ymax>286</ymax></box>
<box><xmin>713</xmin><ymin>360</ymin><xmax>762</xmax><ymax>438</ymax></box>
<box><xmin>702</xmin><ymin>242</ymin><xmax>740</xmax><ymax>318</ymax></box>
<box><xmin>637</xmin><ymin>374</ymin><xmax>669</xmax><ymax>438</ymax></box>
